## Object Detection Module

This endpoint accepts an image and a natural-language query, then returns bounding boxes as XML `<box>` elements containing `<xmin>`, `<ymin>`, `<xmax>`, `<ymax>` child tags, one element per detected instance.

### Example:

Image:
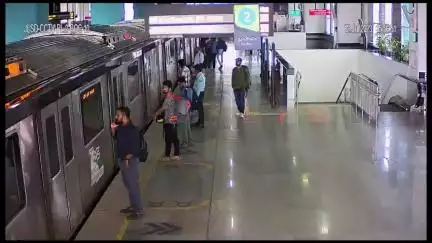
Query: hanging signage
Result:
<box><xmin>309</xmin><ymin>9</ymin><xmax>332</xmax><ymax>16</ymax></box>
<box><xmin>289</xmin><ymin>10</ymin><xmax>301</xmax><ymax>17</ymax></box>
<box><xmin>234</xmin><ymin>4</ymin><xmax>261</xmax><ymax>50</ymax></box>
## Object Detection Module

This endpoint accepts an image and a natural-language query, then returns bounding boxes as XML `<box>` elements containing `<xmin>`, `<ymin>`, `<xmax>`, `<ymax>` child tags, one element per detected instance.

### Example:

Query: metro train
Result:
<box><xmin>5</xmin><ymin>23</ymin><xmax>199</xmax><ymax>240</ymax></box>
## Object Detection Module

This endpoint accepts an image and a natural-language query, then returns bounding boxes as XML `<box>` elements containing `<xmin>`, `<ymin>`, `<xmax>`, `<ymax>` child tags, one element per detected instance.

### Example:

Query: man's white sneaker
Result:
<box><xmin>240</xmin><ymin>113</ymin><xmax>245</xmax><ymax>118</ymax></box>
<box><xmin>236</xmin><ymin>112</ymin><xmax>241</xmax><ymax>116</ymax></box>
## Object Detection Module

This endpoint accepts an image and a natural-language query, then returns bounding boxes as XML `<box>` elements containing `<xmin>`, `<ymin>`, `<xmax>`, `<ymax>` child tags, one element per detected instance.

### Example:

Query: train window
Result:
<box><xmin>111</xmin><ymin>76</ymin><xmax>119</xmax><ymax>117</ymax></box>
<box><xmin>170</xmin><ymin>41</ymin><xmax>175</xmax><ymax>58</ymax></box>
<box><xmin>81</xmin><ymin>83</ymin><xmax>104</xmax><ymax>145</ymax></box>
<box><xmin>60</xmin><ymin>107</ymin><xmax>74</xmax><ymax>163</ymax></box>
<box><xmin>5</xmin><ymin>133</ymin><xmax>26</xmax><ymax>224</ymax></box>
<box><xmin>119</xmin><ymin>74</ymin><xmax>125</xmax><ymax>106</ymax></box>
<box><xmin>46</xmin><ymin>116</ymin><xmax>60</xmax><ymax>178</ymax></box>
<box><xmin>127</xmin><ymin>61</ymin><xmax>140</xmax><ymax>102</ymax></box>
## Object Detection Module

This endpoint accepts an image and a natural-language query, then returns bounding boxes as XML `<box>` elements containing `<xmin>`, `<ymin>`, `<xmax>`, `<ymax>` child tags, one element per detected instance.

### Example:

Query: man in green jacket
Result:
<box><xmin>231</xmin><ymin>57</ymin><xmax>251</xmax><ymax>118</ymax></box>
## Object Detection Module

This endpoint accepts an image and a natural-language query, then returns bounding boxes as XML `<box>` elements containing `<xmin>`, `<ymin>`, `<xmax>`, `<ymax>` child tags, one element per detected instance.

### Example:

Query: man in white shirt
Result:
<box><xmin>193</xmin><ymin>47</ymin><xmax>204</xmax><ymax>67</ymax></box>
<box><xmin>178</xmin><ymin>59</ymin><xmax>191</xmax><ymax>86</ymax></box>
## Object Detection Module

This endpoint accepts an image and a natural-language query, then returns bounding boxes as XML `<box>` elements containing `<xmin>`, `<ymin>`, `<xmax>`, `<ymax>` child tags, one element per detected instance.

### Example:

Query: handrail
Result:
<box><xmin>380</xmin><ymin>73</ymin><xmax>419</xmax><ymax>104</ymax></box>
<box><xmin>295</xmin><ymin>71</ymin><xmax>301</xmax><ymax>105</ymax></box>
<box><xmin>336</xmin><ymin>72</ymin><xmax>354</xmax><ymax>103</ymax></box>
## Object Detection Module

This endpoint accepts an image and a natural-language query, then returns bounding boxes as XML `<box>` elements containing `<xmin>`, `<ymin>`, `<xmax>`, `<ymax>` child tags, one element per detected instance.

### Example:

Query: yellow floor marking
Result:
<box><xmin>158</xmin><ymin>162</ymin><xmax>214</xmax><ymax>170</ymax></box>
<box><xmin>116</xmin><ymin>218</ymin><xmax>130</xmax><ymax>240</ymax></box>
<box><xmin>246</xmin><ymin>111</ymin><xmax>286</xmax><ymax>116</ymax></box>
<box><xmin>116</xmin><ymin>160</ymin><xmax>213</xmax><ymax>239</ymax></box>
<box><xmin>149</xmin><ymin>200</ymin><xmax>210</xmax><ymax>211</ymax></box>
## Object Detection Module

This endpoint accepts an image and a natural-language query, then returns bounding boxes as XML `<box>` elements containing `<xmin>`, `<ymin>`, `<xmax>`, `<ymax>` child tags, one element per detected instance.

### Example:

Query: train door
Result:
<box><xmin>158</xmin><ymin>42</ymin><xmax>165</xmax><ymax>102</ymax></box>
<box><xmin>56</xmin><ymin>94</ymin><xmax>83</xmax><ymax>232</ymax></box>
<box><xmin>142</xmin><ymin>52</ymin><xmax>152</xmax><ymax>121</ymax></box>
<box><xmin>185</xmin><ymin>38</ymin><xmax>191</xmax><ymax>66</ymax></box>
<box><xmin>39</xmin><ymin>96</ymin><xmax>81</xmax><ymax>239</ymax></box>
<box><xmin>108</xmin><ymin>67</ymin><xmax>126</xmax><ymax>119</ymax></box>
<box><xmin>72</xmin><ymin>78</ymin><xmax>115</xmax><ymax>211</ymax></box>
<box><xmin>165</xmin><ymin>39</ymin><xmax>177</xmax><ymax>84</ymax></box>
<box><xmin>143</xmin><ymin>48</ymin><xmax>160</xmax><ymax>116</ymax></box>
<box><xmin>124</xmin><ymin>57</ymin><xmax>145</xmax><ymax>130</ymax></box>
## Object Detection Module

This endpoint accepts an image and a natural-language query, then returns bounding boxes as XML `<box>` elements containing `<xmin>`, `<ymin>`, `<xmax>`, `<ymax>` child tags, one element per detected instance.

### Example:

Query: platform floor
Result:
<box><xmin>76</xmin><ymin>48</ymin><xmax>426</xmax><ymax>240</ymax></box>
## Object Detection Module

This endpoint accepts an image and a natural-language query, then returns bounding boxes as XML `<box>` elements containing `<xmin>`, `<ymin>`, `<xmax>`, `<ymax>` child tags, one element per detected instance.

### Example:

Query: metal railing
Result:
<box><xmin>294</xmin><ymin>71</ymin><xmax>301</xmax><ymax>106</ymax></box>
<box><xmin>339</xmin><ymin>72</ymin><xmax>380</xmax><ymax>122</ymax></box>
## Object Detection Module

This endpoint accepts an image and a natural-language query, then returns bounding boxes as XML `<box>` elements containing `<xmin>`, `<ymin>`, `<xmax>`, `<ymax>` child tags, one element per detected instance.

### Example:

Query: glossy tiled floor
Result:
<box><xmin>76</xmin><ymin>46</ymin><xmax>426</xmax><ymax>240</ymax></box>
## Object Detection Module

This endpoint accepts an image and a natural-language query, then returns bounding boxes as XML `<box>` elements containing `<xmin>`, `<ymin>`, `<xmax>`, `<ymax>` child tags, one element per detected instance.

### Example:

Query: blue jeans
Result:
<box><xmin>234</xmin><ymin>89</ymin><xmax>246</xmax><ymax>113</ymax></box>
<box><xmin>118</xmin><ymin>158</ymin><xmax>142</xmax><ymax>212</ymax></box>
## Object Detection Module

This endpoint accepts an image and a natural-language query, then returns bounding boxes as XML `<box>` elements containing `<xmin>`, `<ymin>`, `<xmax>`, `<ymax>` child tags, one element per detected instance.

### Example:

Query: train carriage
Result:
<box><xmin>5</xmin><ymin>23</ymin><xmax>189</xmax><ymax>240</ymax></box>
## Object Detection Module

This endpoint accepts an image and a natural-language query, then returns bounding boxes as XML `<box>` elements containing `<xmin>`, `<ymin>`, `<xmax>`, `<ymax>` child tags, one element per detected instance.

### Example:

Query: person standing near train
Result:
<box><xmin>178</xmin><ymin>59</ymin><xmax>191</xmax><ymax>86</ymax></box>
<box><xmin>110</xmin><ymin>107</ymin><xmax>143</xmax><ymax>219</ymax></box>
<box><xmin>192</xmin><ymin>64</ymin><xmax>206</xmax><ymax>128</ymax></box>
<box><xmin>155</xmin><ymin>80</ymin><xmax>181</xmax><ymax>161</ymax></box>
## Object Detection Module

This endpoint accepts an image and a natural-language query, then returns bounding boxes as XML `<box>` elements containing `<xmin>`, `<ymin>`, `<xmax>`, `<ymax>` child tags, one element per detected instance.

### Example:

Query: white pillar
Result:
<box><xmin>417</xmin><ymin>3</ymin><xmax>426</xmax><ymax>77</ymax></box>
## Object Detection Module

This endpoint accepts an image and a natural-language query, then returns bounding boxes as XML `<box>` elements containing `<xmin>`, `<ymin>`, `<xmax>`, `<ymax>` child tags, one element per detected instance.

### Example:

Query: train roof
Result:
<box><xmin>5</xmin><ymin>24</ymin><xmax>150</xmax><ymax>99</ymax></box>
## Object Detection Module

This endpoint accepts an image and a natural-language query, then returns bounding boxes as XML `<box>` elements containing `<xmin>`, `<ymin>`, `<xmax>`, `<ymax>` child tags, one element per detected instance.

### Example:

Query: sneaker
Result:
<box><xmin>120</xmin><ymin>207</ymin><xmax>134</xmax><ymax>214</ymax></box>
<box><xmin>240</xmin><ymin>113</ymin><xmax>245</xmax><ymax>118</ymax></box>
<box><xmin>126</xmin><ymin>211</ymin><xmax>144</xmax><ymax>220</ymax></box>
<box><xmin>159</xmin><ymin>157</ymin><xmax>170</xmax><ymax>162</ymax></box>
<box><xmin>181</xmin><ymin>143</ymin><xmax>189</xmax><ymax>149</ymax></box>
<box><xmin>172</xmin><ymin>156</ymin><xmax>181</xmax><ymax>161</ymax></box>
<box><xmin>236</xmin><ymin>112</ymin><xmax>241</xmax><ymax>116</ymax></box>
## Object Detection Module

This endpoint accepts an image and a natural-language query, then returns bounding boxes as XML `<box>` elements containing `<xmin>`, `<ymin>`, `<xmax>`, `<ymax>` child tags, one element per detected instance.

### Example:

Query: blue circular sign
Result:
<box><xmin>238</xmin><ymin>7</ymin><xmax>257</xmax><ymax>26</ymax></box>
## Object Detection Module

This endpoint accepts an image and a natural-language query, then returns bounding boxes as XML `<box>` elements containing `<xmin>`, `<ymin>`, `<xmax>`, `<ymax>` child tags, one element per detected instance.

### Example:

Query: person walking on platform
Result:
<box><xmin>216</xmin><ymin>38</ymin><xmax>227</xmax><ymax>71</ymax></box>
<box><xmin>155</xmin><ymin>80</ymin><xmax>181</xmax><ymax>161</ymax></box>
<box><xmin>110</xmin><ymin>107</ymin><xmax>143</xmax><ymax>219</ymax></box>
<box><xmin>192</xmin><ymin>65</ymin><xmax>206</xmax><ymax>128</ymax></box>
<box><xmin>210</xmin><ymin>38</ymin><xmax>218</xmax><ymax>69</ymax></box>
<box><xmin>174</xmin><ymin>77</ymin><xmax>193</xmax><ymax>148</ymax></box>
<box><xmin>178</xmin><ymin>59</ymin><xmax>191</xmax><ymax>86</ymax></box>
<box><xmin>231</xmin><ymin>57</ymin><xmax>251</xmax><ymax>119</ymax></box>
<box><xmin>205</xmin><ymin>40</ymin><xmax>213</xmax><ymax>69</ymax></box>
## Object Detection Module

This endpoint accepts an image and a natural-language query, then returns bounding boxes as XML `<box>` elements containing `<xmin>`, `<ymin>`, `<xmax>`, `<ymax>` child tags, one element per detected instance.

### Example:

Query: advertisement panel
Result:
<box><xmin>234</xmin><ymin>4</ymin><xmax>261</xmax><ymax>50</ymax></box>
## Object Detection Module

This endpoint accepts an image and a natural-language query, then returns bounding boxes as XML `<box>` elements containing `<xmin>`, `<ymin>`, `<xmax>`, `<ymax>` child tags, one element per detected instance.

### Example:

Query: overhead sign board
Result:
<box><xmin>234</xmin><ymin>4</ymin><xmax>261</xmax><ymax>50</ymax></box>
<box><xmin>309</xmin><ymin>9</ymin><xmax>332</xmax><ymax>16</ymax></box>
<box><xmin>289</xmin><ymin>10</ymin><xmax>301</xmax><ymax>17</ymax></box>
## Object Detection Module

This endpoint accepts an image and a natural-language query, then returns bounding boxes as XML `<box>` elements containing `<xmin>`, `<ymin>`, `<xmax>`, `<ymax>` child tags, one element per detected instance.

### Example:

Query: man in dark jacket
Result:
<box><xmin>216</xmin><ymin>38</ymin><xmax>227</xmax><ymax>71</ymax></box>
<box><xmin>111</xmin><ymin>107</ymin><xmax>143</xmax><ymax>219</ymax></box>
<box><xmin>231</xmin><ymin>57</ymin><xmax>251</xmax><ymax>118</ymax></box>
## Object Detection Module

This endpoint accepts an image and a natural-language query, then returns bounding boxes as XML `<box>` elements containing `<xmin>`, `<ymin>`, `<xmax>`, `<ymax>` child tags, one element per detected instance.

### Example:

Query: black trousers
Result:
<box><xmin>193</xmin><ymin>92</ymin><xmax>205</xmax><ymax>125</ymax></box>
<box><xmin>210</xmin><ymin>53</ymin><xmax>217</xmax><ymax>68</ymax></box>
<box><xmin>163</xmin><ymin>123</ymin><xmax>180</xmax><ymax>157</ymax></box>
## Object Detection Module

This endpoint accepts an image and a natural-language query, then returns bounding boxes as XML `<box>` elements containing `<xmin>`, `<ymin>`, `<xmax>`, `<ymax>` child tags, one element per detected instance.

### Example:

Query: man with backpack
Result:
<box><xmin>231</xmin><ymin>57</ymin><xmax>251</xmax><ymax>119</ymax></box>
<box><xmin>216</xmin><ymin>38</ymin><xmax>227</xmax><ymax>71</ymax></box>
<box><xmin>110</xmin><ymin>106</ymin><xmax>143</xmax><ymax>219</ymax></box>
<box><xmin>174</xmin><ymin>77</ymin><xmax>193</xmax><ymax>148</ymax></box>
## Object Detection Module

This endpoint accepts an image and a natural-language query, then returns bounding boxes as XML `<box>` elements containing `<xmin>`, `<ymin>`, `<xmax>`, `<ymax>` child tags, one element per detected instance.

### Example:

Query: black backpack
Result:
<box><xmin>222</xmin><ymin>41</ymin><xmax>227</xmax><ymax>52</ymax></box>
<box><xmin>139</xmin><ymin>135</ymin><xmax>148</xmax><ymax>163</ymax></box>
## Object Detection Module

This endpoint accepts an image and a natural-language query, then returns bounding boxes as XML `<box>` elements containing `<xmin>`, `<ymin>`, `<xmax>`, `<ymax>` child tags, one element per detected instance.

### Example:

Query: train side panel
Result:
<box><xmin>6</xmin><ymin>116</ymin><xmax>49</xmax><ymax>240</ymax></box>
